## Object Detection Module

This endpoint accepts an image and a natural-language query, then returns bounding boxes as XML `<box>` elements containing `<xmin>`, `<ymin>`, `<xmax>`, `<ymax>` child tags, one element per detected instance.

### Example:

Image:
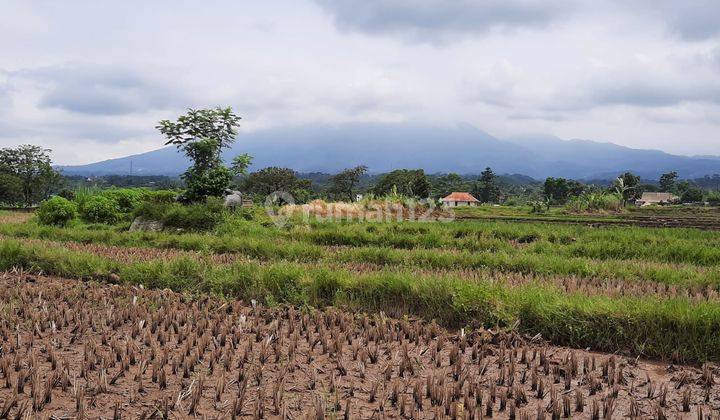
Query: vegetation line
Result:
<box><xmin>2</xmin><ymin>222</ymin><xmax>719</xmax><ymax>289</ymax></box>
<box><xmin>1</xmin><ymin>238</ymin><xmax>718</xmax><ymax>363</ymax></box>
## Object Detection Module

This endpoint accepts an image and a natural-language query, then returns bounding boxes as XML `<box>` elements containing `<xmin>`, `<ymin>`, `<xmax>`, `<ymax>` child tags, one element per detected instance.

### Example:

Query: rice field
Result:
<box><xmin>0</xmin><ymin>209</ymin><xmax>719</xmax><ymax>367</ymax></box>
<box><xmin>0</xmin><ymin>272</ymin><xmax>716</xmax><ymax>418</ymax></box>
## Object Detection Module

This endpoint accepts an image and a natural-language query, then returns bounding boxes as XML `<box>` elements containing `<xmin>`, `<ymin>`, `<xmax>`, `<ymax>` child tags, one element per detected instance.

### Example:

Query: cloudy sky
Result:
<box><xmin>0</xmin><ymin>0</ymin><xmax>719</xmax><ymax>164</ymax></box>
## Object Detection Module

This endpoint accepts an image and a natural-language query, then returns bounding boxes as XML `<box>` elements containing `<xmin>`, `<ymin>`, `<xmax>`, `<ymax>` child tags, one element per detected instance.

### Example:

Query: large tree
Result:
<box><xmin>157</xmin><ymin>107</ymin><xmax>247</xmax><ymax>202</ymax></box>
<box><xmin>328</xmin><ymin>165</ymin><xmax>367</xmax><ymax>201</ymax></box>
<box><xmin>242</xmin><ymin>167</ymin><xmax>312</xmax><ymax>202</ymax></box>
<box><xmin>543</xmin><ymin>177</ymin><xmax>584</xmax><ymax>204</ymax></box>
<box><xmin>659</xmin><ymin>171</ymin><xmax>678</xmax><ymax>192</ymax></box>
<box><xmin>0</xmin><ymin>173</ymin><xmax>23</xmax><ymax>205</ymax></box>
<box><xmin>431</xmin><ymin>173</ymin><xmax>467</xmax><ymax>198</ymax></box>
<box><xmin>0</xmin><ymin>145</ymin><xmax>61</xmax><ymax>206</ymax></box>
<box><xmin>476</xmin><ymin>167</ymin><xmax>500</xmax><ymax>203</ymax></box>
<box><xmin>372</xmin><ymin>169</ymin><xmax>430</xmax><ymax>198</ymax></box>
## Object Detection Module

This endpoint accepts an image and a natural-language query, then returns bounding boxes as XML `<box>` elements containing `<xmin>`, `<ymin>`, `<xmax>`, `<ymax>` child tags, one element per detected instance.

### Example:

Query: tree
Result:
<box><xmin>373</xmin><ymin>169</ymin><xmax>430</xmax><ymax>198</ymax></box>
<box><xmin>0</xmin><ymin>173</ymin><xmax>23</xmax><ymax>205</ymax></box>
<box><xmin>242</xmin><ymin>167</ymin><xmax>312</xmax><ymax>202</ymax></box>
<box><xmin>681</xmin><ymin>186</ymin><xmax>703</xmax><ymax>203</ymax></box>
<box><xmin>613</xmin><ymin>171</ymin><xmax>641</xmax><ymax>205</ymax></box>
<box><xmin>231</xmin><ymin>153</ymin><xmax>253</xmax><ymax>176</ymax></box>
<box><xmin>156</xmin><ymin>107</ymin><xmax>245</xmax><ymax>202</ymax></box>
<box><xmin>476</xmin><ymin>167</ymin><xmax>500</xmax><ymax>203</ymax></box>
<box><xmin>675</xmin><ymin>180</ymin><xmax>703</xmax><ymax>203</ymax></box>
<box><xmin>0</xmin><ymin>145</ymin><xmax>61</xmax><ymax>206</ymax></box>
<box><xmin>543</xmin><ymin>177</ymin><xmax>584</xmax><ymax>204</ymax></box>
<box><xmin>328</xmin><ymin>165</ymin><xmax>368</xmax><ymax>201</ymax></box>
<box><xmin>431</xmin><ymin>173</ymin><xmax>467</xmax><ymax>198</ymax></box>
<box><xmin>659</xmin><ymin>171</ymin><xmax>678</xmax><ymax>192</ymax></box>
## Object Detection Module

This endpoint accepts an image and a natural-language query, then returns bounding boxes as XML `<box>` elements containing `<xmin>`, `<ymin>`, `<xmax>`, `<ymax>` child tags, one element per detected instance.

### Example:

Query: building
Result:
<box><xmin>442</xmin><ymin>192</ymin><xmax>480</xmax><ymax>207</ymax></box>
<box><xmin>636</xmin><ymin>192</ymin><xmax>679</xmax><ymax>206</ymax></box>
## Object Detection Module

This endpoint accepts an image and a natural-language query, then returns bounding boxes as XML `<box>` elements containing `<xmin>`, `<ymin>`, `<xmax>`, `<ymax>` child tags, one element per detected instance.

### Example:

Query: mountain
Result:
<box><xmin>59</xmin><ymin>123</ymin><xmax>720</xmax><ymax>180</ymax></box>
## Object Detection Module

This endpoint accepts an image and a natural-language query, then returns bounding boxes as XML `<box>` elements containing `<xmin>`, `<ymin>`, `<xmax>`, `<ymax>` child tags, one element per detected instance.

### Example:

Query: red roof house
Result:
<box><xmin>442</xmin><ymin>192</ymin><xmax>480</xmax><ymax>207</ymax></box>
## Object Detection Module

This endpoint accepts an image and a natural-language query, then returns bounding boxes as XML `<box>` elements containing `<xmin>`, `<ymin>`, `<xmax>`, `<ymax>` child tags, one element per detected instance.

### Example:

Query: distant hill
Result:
<box><xmin>59</xmin><ymin>123</ymin><xmax>720</xmax><ymax>180</ymax></box>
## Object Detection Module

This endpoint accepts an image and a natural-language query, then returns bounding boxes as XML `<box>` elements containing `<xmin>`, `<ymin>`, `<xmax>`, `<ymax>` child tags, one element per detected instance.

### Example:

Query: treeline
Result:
<box><xmin>4</xmin><ymin>106</ymin><xmax>720</xmax><ymax>208</ymax></box>
<box><xmin>544</xmin><ymin>171</ymin><xmax>715</xmax><ymax>205</ymax></box>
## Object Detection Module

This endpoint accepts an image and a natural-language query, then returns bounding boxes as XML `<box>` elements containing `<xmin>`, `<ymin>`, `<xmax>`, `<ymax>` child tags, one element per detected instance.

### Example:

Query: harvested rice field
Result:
<box><xmin>1</xmin><ymin>207</ymin><xmax>720</xmax><ymax>417</ymax></box>
<box><xmin>0</xmin><ymin>272</ymin><xmax>717</xmax><ymax>419</ymax></box>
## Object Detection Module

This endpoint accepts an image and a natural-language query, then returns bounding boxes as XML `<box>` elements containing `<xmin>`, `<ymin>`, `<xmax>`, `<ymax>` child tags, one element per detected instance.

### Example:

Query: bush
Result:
<box><xmin>145</xmin><ymin>190</ymin><xmax>177</xmax><ymax>204</ymax></box>
<box><xmin>707</xmin><ymin>190</ymin><xmax>720</xmax><ymax>206</ymax></box>
<box><xmin>79</xmin><ymin>196</ymin><xmax>118</xmax><ymax>224</ymax></box>
<box><xmin>57</xmin><ymin>188</ymin><xmax>76</xmax><ymax>201</ymax></box>
<box><xmin>163</xmin><ymin>198</ymin><xmax>224</xmax><ymax>231</ymax></box>
<box><xmin>529</xmin><ymin>200</ymin><xmax>547</xmax><ymax>214</ymax></box>
<box><xmin>566</xmin><ymin>193</ymin><xmax>622</xmax><ymax>213</ymax></box>
<box><xmin>37</xmin><ymin>197</ymin><xmax>76</xmax><ymax>226</ymax></box>
<box><xmin>681</xmin><ymin>187</ymin><xmax>704</xmax><ymax>203</ymax></box>
<box><xmin>132</xmin><ymin>196</ymin><xmax>224</xmax><ymax>231</ymax></box>
<box><xmin>133</xmin><ymin>201</ymin><xmax>170</xmax><ymax>221</ymax></box>
<box><xmin>99</xmin><ymin>188</ymin><xmax>144</xmax><ymax>213</ymax></box>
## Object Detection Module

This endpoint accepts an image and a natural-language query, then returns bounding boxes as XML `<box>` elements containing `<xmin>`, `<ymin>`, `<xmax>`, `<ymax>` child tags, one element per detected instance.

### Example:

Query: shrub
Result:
<box><xmin>163</xmin><ymin>198</ymin><xmax>224</xmax><ymax>231</ymax></box>
<box><xmin>707</xmin><ymin>190</ymin><xmax>720</xmax><ymax>206</ymax></box>
<box><xmin>99</xmin><ymin>188</ymin><xmax>144</xmax><ymax>213</ymax></box>
<box><xmin>529</xmin><ymin>200</ymin><xmax>546</xmax><ymax>214</ymax></box>
<box><xmin>145</xmin><ymin>190</ymin><xmax>177</xmax><ymax>204</ymax></box>
<box><xmin>132</xmin><ymin>196</ymin><xmax>224</xmax><ymax>231</ymax></box>
<box><xmin>79</xmin><ymin>196</ymin><xmax>118</xmax><ymax>224</ymax></box>
<box><xmin>566</xmin><ymin>193</ymin><xmax>622</xmax><ymax>213</ymax></box>
<box><xmin>56</xmin><ymin>188</ymin><xmax>76</xmax><ymax>201</ymax></box>
<box><xmin>37</xmin><ymin>197</ymin><xmax>76</xmax><ymax>226</ymax></box>
<box><xmin>133</xmin><ymin>201</ymin><xmax>170</xmax><ymax>221</ymax></box>
<box><xmin>681</xmin><ymin>187</ymin><xmax>704</xmax><ymax>203</ymax></box>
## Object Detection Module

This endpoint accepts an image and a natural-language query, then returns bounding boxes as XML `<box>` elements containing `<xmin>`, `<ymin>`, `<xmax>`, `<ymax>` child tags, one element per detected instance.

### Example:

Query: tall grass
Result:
<box><xmin>2</xmin><ymin>222</ymin><xmax>719</xmax><ymax>289</ymax></box>
<box><xmin>0</xmin><ymin>238</ymin><xmax>718</xmax><ymax>363</ymax></box>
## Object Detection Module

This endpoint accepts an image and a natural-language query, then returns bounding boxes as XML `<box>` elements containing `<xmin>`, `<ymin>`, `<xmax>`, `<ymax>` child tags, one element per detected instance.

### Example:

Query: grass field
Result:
<box><xmin>1</xmin><ymin>206</ymin><xmax>720</xmax><ymax>363</ymax></box>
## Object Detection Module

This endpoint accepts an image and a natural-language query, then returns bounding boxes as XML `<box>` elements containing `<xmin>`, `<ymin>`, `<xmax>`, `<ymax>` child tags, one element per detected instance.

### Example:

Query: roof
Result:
<box><xmin>442</xmin><ymin>192</ymin><xmax>480</xmax><ymax>202</ymax></box>
<box><xmin>639</xmin><ymin>192</ymin><xmax>679</xmax><ymax>202</ymax></box>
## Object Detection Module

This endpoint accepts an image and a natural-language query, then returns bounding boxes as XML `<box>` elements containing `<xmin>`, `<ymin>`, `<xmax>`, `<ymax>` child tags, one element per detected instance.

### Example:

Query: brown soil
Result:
<box><xmin>0</xmin><ymin>272</ymin><xmax>717</xmax><ymax>418</ymax></box>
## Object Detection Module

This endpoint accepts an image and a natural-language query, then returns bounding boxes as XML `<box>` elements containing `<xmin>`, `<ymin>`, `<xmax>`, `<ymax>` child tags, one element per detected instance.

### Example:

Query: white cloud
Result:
<box><xmin>0</xmin><ymin>0</ymin><xmax>718</xmax><ymax>164</ymax></box>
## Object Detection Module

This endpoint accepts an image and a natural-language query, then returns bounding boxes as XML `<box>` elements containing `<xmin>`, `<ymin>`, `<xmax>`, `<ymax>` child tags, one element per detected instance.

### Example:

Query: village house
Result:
<box><xmin>442</xmin><ymin>192</ymin><xmax>480</xmax><ymax>207</ymax></box>
<box><xmin>636</xmin><ymin>192</ymin><xmax>680</xmax><ymax>206</ymax></box>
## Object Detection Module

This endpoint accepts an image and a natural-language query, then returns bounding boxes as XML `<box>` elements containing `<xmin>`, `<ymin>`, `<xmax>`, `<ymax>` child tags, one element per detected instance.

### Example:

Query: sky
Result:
<box><xmin>0</xmin><ymin>0</ymin><xmax>719</xmax><ymax>165</ymax></box>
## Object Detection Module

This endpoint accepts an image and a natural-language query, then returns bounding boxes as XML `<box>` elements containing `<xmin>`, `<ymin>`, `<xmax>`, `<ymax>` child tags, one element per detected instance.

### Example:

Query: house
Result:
<box><xmin>442</xmin><ymin>192</ymin><xmax>480</xmax><ymax>207</ymax></box>
<box><xmin>636</xmin><ymin>192</ymin><xmax>679</xmax><ymax>206</ymax></box>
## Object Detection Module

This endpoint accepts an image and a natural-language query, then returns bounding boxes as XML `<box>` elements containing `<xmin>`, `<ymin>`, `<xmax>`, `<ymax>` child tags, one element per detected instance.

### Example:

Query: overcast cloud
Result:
<box><xmin>0</xmin><ymin>0</ymin><xmax>718</xmax><ymax>164</ymax></box>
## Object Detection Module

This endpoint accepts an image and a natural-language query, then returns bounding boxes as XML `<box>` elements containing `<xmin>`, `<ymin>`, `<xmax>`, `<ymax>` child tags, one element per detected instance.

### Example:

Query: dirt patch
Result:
<box><xmin>0</xmin><ymin>272</ymin><xmax>716</xmax><ymax>418</ymax></box>
<box><xmin>0</xmin><ymin>212</ymin><xmax>33</xmax><ymax>225</ymax></box>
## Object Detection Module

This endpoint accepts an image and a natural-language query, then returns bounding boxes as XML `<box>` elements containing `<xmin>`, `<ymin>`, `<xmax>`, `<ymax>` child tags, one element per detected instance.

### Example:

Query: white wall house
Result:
<box><xmin>442</xmin><ymin>192</ymin><xmax>480</xmax><ymax>207</ymax></box>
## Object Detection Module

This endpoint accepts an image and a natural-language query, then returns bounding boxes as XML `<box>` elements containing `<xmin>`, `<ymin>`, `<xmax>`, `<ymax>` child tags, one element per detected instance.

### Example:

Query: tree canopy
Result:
<box><xmin>328</xmin><ymin>165</ymin><xmax>367</xmax><ymax>201</ymax></box>
<box><xmin>242</xmin><ymin>167</ymin><xmax>312</xmax><ymax>203</ymax></box>
<box><xmin>543</xmin><ymin>177</ymin><xmax>584</xmax><ymax>204</ymax></box>
<box><xmin>659</xmin><ymin>171</ymin><xmax>678</xmax><ymax>192</ymax></box>
<box><xmin>157</xmin><ymin>107</ymin><xmax>247</xmax><ymax>202</ymax></box>
<box><xmin>372</xmin><ymin>169</ymin><xmax>430</xmax><ymax>198</ymax></box>
<box><xmin>0</xmin><ymin>145</ymin><xmax>60</xmax><ymax>206</ymax></box>
<box><xmin>475</xmin><ymin>167</ymin><xmax>500</xmax><ymax>203</ymax></box>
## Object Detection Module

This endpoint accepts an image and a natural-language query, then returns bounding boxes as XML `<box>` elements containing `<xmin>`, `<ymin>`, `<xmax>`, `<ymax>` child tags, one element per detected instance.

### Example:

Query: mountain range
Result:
<box><xmin>59</xmin><ymin>123</ymin><xmax>720</xmax><ymax>180</ymax></box>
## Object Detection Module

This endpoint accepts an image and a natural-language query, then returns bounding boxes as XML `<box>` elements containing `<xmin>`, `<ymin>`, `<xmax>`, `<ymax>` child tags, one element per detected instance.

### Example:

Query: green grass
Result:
<box><xmin>5</xmin><ymin>207</ymin><xmax>720</xmax><ymax>363</ymax></box>
<box><xmin>3</xmin><ymin>220</ymin><xmax>720</xmax><ymax>290</ymax></box>
<box><xmin>0</xmin><ymin>237</ymin><xmax>718</xmax><ymax>363</ymax></box>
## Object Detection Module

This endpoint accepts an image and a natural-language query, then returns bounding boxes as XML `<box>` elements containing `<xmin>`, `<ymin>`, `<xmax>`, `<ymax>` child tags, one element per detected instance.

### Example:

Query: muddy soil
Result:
<box><xmin>0</xmin><ymin>272</ymin><xmax>716</xmax><ymax>419</ymax></box>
